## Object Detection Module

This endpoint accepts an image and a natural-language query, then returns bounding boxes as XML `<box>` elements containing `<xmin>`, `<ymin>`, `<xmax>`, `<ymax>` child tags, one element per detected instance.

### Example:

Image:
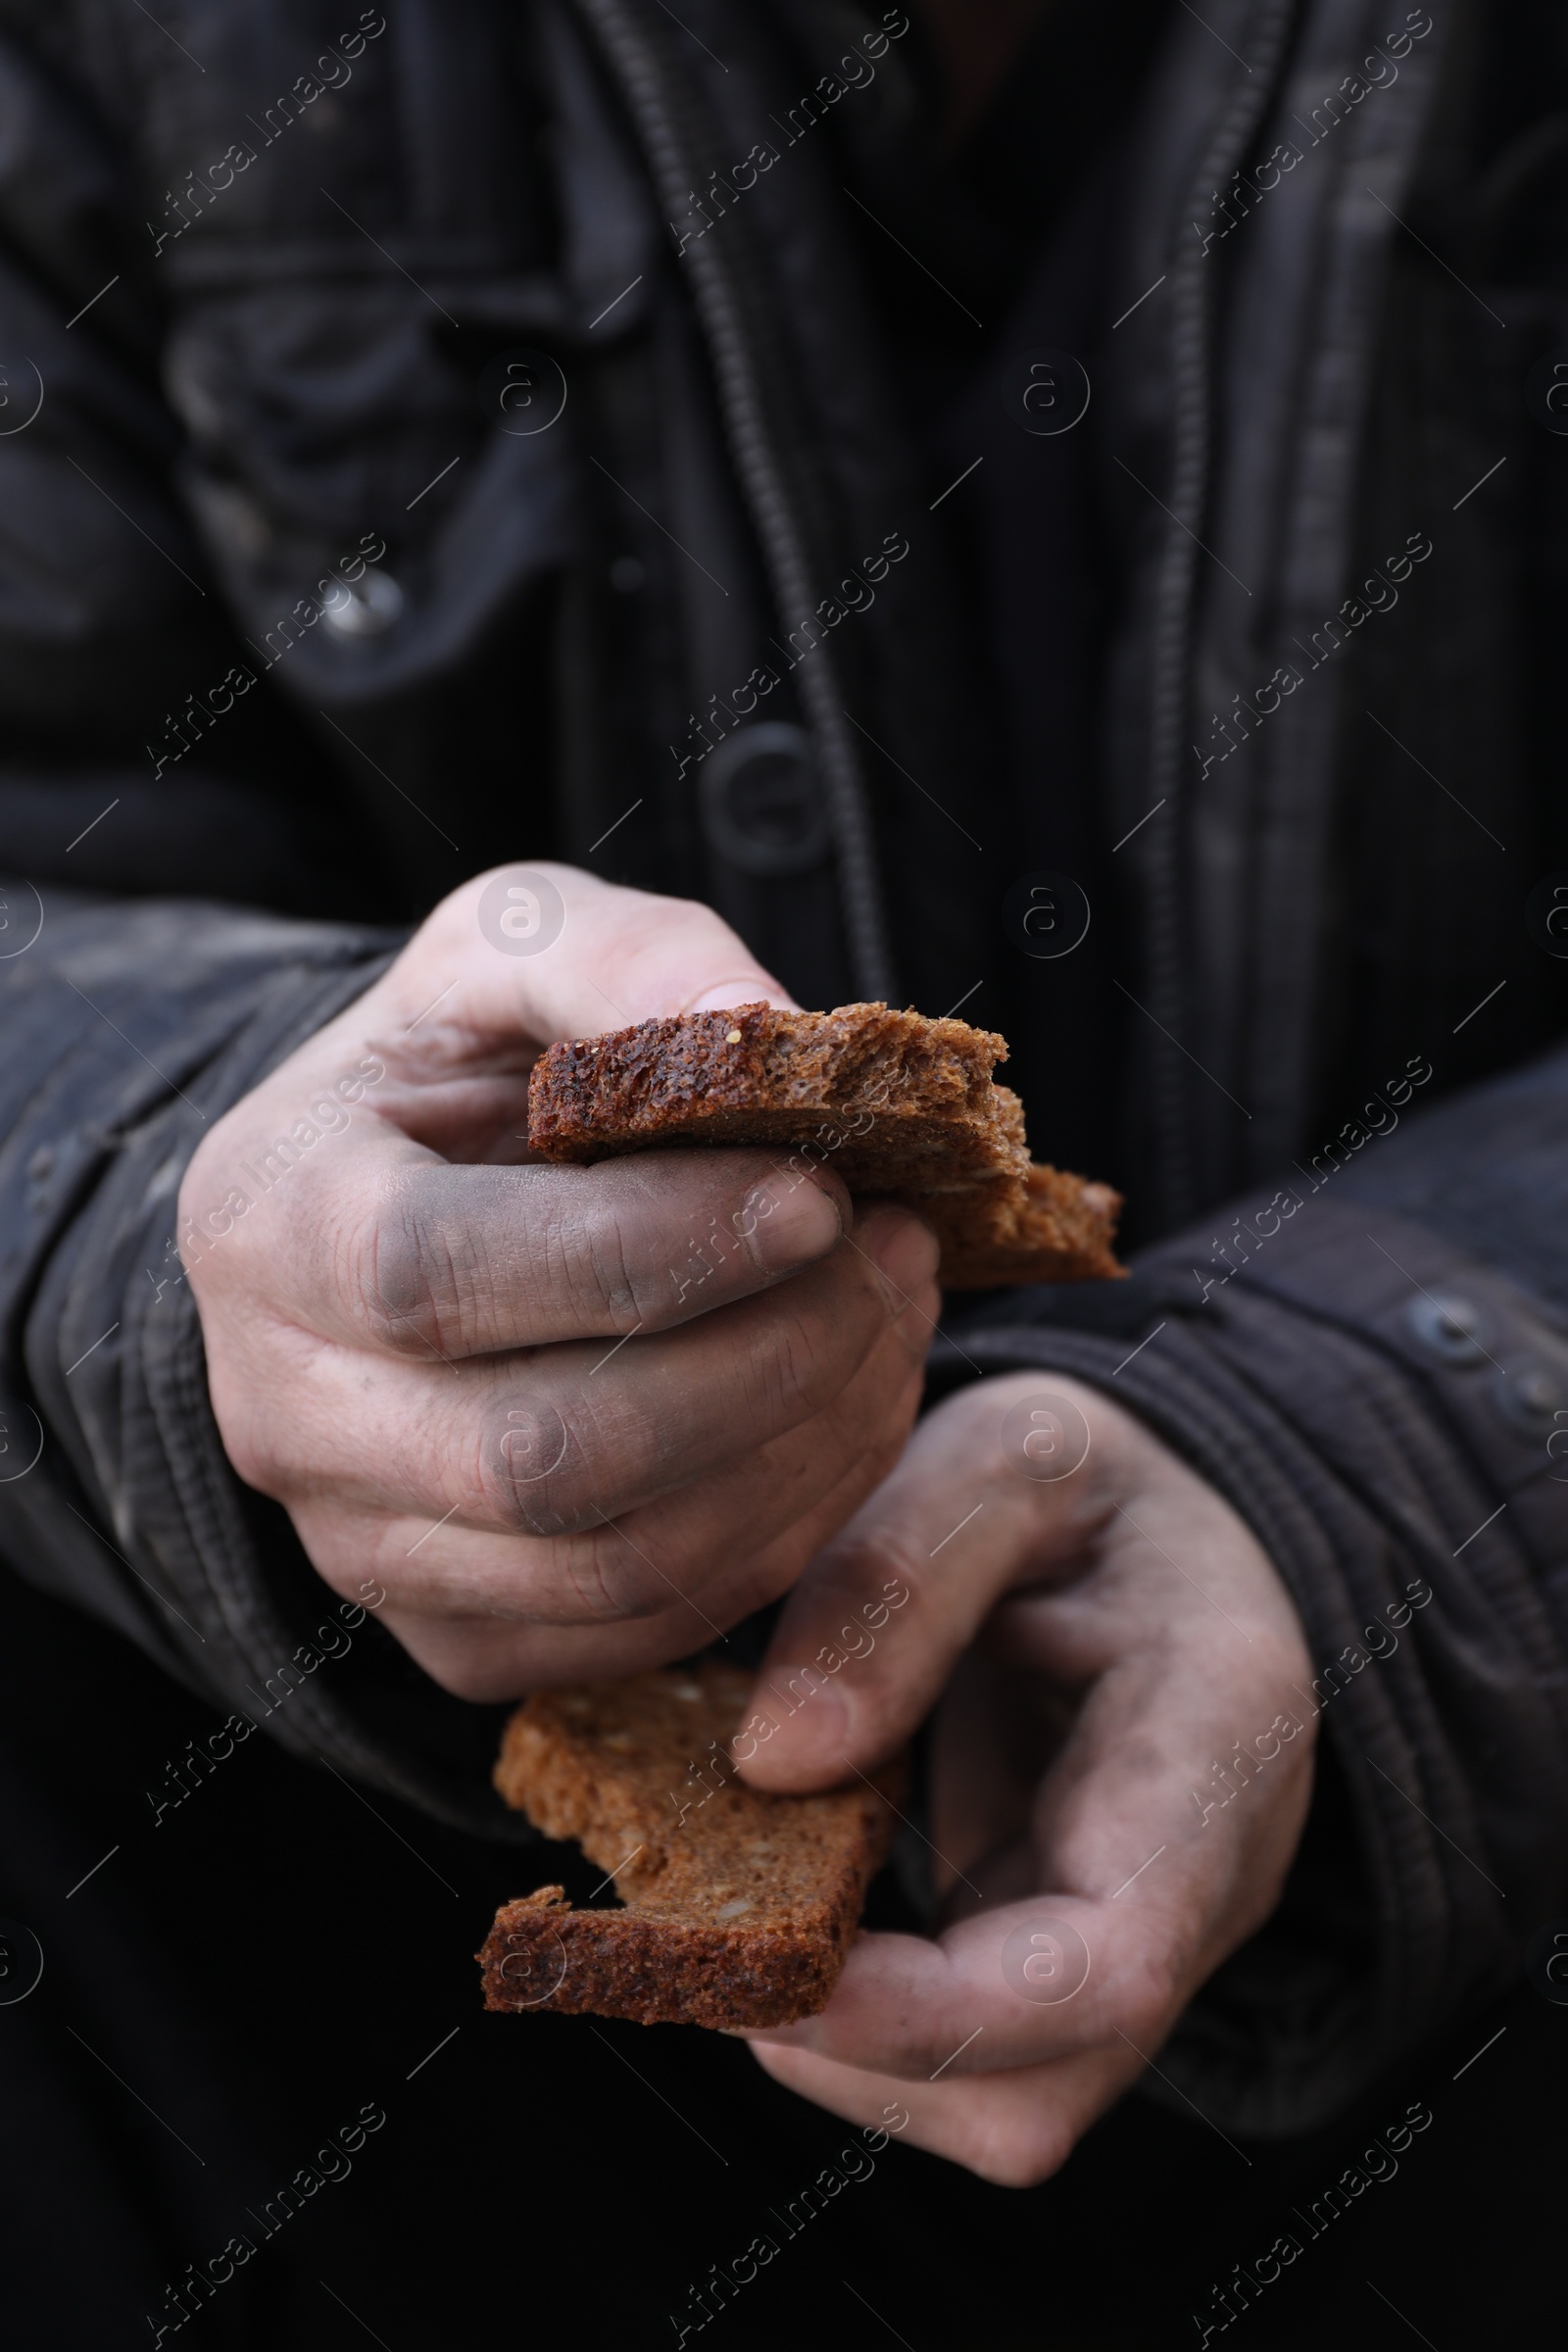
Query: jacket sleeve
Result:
<box><xmin>0</xmin><ymin>25</ymin><xmax>529</xmax><ymax>1833</ymax></box>
<box><xmin>0</xmin><ymin>887</ymin><xmax>533</xmax><ymax>1835</ymax></box>
<box><xmin>933</xmin><ymin>1047</ymin><xmax>1568</xmax><ymax>2135</ymax></box>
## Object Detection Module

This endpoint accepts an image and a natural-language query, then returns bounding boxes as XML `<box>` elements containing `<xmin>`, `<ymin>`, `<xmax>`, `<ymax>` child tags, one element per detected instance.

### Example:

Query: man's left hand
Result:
<box><xmin>733</xmin><ymin>1372</ymin><xmax>1317</xmax><ymax>2184</ymax></box>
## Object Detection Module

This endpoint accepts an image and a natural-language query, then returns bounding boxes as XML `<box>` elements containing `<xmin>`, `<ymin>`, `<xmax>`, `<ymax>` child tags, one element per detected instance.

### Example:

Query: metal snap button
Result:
<box><xmin>698</xmin><ymin>722</ymin><xmax>830</xmax><ymax>879</ymax></box>
<box><xmin>322</xmin><ymin>570</ymin><xmax>404</xmax><ymax>638</ymax></box>
<box><xmin>1404</xmin><ymin>1293</ymin><xmax>1490</xmax><ymax>1365</ymax></box>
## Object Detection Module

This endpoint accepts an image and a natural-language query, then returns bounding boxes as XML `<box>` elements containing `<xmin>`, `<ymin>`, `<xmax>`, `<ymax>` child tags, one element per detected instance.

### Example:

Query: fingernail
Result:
<box><xmin>747</xmin><ymin>1176</ymin><xmax>842</xmax><ymax>1272</ymax></box>
<box><xmin>862</xmin><ymin>1208</ymin><xmax>939</xmax><ymax>1300</ymax></box>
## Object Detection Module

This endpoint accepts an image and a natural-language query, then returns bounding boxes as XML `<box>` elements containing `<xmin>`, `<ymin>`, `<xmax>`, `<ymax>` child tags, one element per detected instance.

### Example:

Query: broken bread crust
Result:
<box><xmin>526</xmin><ymin>1001</ymin><xmax>1123</xmax><ymax>1288</ymax></box>
<box><xmin>921</xmin><ymin>1167</ymin><xmax>1124</xmax><ymax>1290</ymax></box>
<box><xmin>478</xmin><ymin>1662</ymin><xmax>901</xmax><ymax>2029</ymax></box>
<box><xmin>527</xmin><ymin>1001</ymin><xmax>1022</xmax><ymax>1190</ymax></box>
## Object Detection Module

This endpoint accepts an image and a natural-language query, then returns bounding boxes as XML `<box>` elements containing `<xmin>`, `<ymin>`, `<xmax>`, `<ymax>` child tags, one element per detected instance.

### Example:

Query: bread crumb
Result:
<box><xmin>725</xmin><ymin>1027</ymin><xmax>743</xmax><ymax>1044</ymax></box>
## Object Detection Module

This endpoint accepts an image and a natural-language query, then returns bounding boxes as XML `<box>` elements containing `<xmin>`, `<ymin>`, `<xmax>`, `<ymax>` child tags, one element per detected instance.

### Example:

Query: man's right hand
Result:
<box><xmin>178</xmin><ymin>864</ymin><xmax>938</xmax><ymax>1698</ymax></box>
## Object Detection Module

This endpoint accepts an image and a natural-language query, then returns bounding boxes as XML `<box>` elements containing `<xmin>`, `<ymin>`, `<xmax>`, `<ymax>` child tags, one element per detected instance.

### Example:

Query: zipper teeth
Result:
<box><xmin>1145</xmin><ymin>0</ymin><xmax>1302</xmax><ymax>1224</ymax></box>
<box><xmin>571</xmin><ymin>0</ymin><xmax>897</xmax><ymax>1004</ymax></box>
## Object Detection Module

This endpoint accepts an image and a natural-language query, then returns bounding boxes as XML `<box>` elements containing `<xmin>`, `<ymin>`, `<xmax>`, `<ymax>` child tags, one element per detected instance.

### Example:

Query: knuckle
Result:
<box><xmin>577</xmin><ymin>1165</ymin><xmax>774</xmax><ymax>1336</ymax></box>
<box><xmin>556</xmin><ymin>1195</ymin><xmax>657</xmax><ymax>1332</ymax></box>
<box><xmin>821</xmin><ymin>1522</ymin><xmax>922</xmax><ymax>1602</ymax></box>
<box><xmin>355</xmin><ymin>1174</ymin><xmax>470</xmax><ymax>1354</ymax></box>
<box><xmin>477</xmin><ymin>1392</ymin><xmax>587</xmax><ymax>1537</ymax></box>
<box><xmin>761</xmin><ymin>1297</ymin><xmax>866</xmax><ymax>1422</ymax></box>
<box><xmin>559</xmin><ymin>1523</ymin><xmax>679</xmax><ymax>1622</ymax></box>
<box><xmin>487</xmin><ymin>1174</ymin><xmax>676</xmax><ymax>1342</ymax></box>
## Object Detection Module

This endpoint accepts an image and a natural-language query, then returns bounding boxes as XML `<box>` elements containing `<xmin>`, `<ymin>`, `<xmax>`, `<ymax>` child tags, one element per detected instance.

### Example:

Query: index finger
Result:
<box><xmin>742</xmin><ymin>1892</ymin><xmax>1169</xmax><ymax>2082</ymax></box>
<box><xmin>385</xmin><ymin>861</ymin><xmax>799</xmax><ymax>1046</ymax></box>
<box><xmin>255</xmin><ymin>1139</ymin><xmax>860</xmax><ymax>1357</ymax></box>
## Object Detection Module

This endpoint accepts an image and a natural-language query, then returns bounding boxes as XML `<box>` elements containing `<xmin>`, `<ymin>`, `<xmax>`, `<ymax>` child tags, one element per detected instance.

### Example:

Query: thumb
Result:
<box><xmin>397</xmin><ymin>862</ymin><xmax>798</xmax><ymax>1048</ymax></box>
<box><xmin>735</xmin><ymin>1380</ymin><xmax>1098</xmax><ymax>1794</ymax></box>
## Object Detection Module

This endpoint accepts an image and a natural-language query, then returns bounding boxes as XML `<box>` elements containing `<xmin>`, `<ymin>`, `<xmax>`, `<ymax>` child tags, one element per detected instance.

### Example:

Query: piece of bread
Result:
<box><xmin>527</xmin><ymin>1000</ymin><xmax>1123</xmax><ymax>1287</ymax></box>
<box><xmin>477</xmin><ymin>1661</ymin><xmax>901</xmax><ymax>2029</ymax></box>
<box><xmin>920</xmin><ymin>1166</ymin><xmax>1125</xmax><ymax>1290</ymax></box>
<box><xmin>527</xmin><ymin>1001</ymin><xmax>1024</xmax><ymax>1188</ymax></box>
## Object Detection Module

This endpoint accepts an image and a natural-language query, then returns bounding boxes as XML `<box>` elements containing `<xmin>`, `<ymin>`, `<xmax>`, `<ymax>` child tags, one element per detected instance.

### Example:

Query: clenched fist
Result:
<box><xmin>179</xmin><ymin>864</ymin><xmax>938</xmax><ymax>1696</ymax></box>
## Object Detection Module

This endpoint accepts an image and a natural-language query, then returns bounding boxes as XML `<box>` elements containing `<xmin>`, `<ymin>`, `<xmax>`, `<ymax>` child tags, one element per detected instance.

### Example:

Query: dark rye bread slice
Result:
<box><xmin>922</xmin><ymin>1166</ymin><xmax>1126</xmax><ymax>1290</ymax></box>
<box><xmin>477</xmin><ymin>1662</ymin><xmax>900</xmax><ymax>2030</ymax></box>
<box><xmin>528</xmin><ymin>1000</ymin><xmax>1025</xmax><ymax>1191</ymax></box>
<box><xmin>527</xmin><ymin>1000</ymin><xmax>1123</xmax><ymax>1286</ymax></box>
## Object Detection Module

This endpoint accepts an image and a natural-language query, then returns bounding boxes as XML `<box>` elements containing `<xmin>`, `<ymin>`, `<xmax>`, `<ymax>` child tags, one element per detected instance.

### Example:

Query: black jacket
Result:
<box><xmin>2</xmin><ymin>0</ymin><xmax>1566</xmax><ymax>2138</ymax></box>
